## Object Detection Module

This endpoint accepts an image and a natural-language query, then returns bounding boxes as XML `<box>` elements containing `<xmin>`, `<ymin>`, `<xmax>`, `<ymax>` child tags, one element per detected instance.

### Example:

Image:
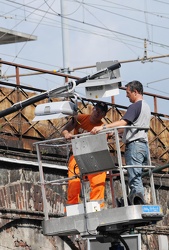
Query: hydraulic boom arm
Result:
<box><xmin>0</xmin><ymin>62</ymin><xmax>121</xmax><ymax>118</ymax></box>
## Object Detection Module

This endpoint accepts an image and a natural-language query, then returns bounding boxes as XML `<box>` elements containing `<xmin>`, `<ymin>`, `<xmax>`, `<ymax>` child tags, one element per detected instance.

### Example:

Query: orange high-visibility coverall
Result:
<box><xmin>67</xmin><ymin>114</ymin><xmax>106</xmax><ymax>208</ymax></box>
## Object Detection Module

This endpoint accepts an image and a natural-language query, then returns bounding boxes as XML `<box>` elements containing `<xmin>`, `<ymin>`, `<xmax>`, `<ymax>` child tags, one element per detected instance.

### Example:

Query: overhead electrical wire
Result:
<box><xmin>2</xmin><ymin>0</ymin><xmax>56</xmax><ymax>76</ymax></box>
<box><xmin>0</xmin><ymin>16</ymin><xmax>150</xmax><ymax>69</ymax></box>
<box><xmin>2</xmin><ymin>0</ymin><xmax>169</xmax><ymax>38</ymax></box>
<box><xmin>0</xmin><ymin>0</ymin><xmax>168</xmax><ymax>71</ymax></box>
<box><xmin>100</xmin><ymin>0</ymin><xmax>169</xmax><ymax>19</ymax></box>
<box><xmin>1</xmin><ymin>0</ymin><xmax>169</xmax><ymax>61</ymax></box>
<box><xmin>1</xmin><ymin>2</ymin><xmax>167</xmax><ymax>57</ymax></box>
<box><xmin>0</xmin><ymin>1</ymin><xmax>161</xmax><ymax>68</ymax></box>
<box><xmin>1</xmin><ymin>0</ymin><xmax>169</xmax><ymax>93</ymax></box>
<box><xmin>144</xmin><ymin>0</ymin><xmax>150</xmax><ymax>41</ymax></box>
<box><xmin>44</xmin><ymin>0</ymin><xmax>83</xmax><ymax>17</ymax></box>
<box><xmin>81</xmin><ymin>3</ymin><xmax>139</xmax><ymax>56</ymax></box>
<box><xmin>77</xmin><ymin>0</ymin><xmax>169</xmax><ymax>59</ymax></box>
<box><xmin>152</xmin><ymin>0</ymin><xmax>169</xmax><ymax>5</ymax></box>
<box><xmin>3</xmin><ymin>0</ymin><xmax>169</xmax><ymax>50</ymax></box>
<box><xmin>74</xmin><ymin>0</ymin><xmax>169</xmax><ymax>30</ymax></box>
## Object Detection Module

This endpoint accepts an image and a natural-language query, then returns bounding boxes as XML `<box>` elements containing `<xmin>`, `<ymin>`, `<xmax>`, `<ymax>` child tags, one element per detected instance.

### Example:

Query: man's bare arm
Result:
<box><xmin>90</xmin><ymin>119</ymin><xmax>128</xmax><ymax>134</ymax></box>
<box><xmin>61</xmin><ymin>116</ymin><xmax>78</xmax><ymax>139</ymax></box>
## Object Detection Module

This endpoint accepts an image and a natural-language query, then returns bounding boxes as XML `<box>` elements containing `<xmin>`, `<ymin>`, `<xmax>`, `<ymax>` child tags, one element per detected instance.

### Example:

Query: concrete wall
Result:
<box><xmin>0</xmin><ymin>159</ymin><xmax>168</xmax><ymax>249</ymax></box>
<box><xmin>0</xmin><ymin>160</ymin><xmax>73</xmax><ymax>250</ymax></box>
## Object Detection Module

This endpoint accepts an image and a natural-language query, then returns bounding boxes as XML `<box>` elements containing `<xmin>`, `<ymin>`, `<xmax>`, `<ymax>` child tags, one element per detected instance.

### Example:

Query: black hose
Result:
<box><xmin>75</xmin><ymin>62</ymin><xmax>121</xmax><ymax>86</ymax></box>
<box><xmin>142</xmin><ymin>163</ymin><xmax>169</xmax><ymax>177</ymax></box>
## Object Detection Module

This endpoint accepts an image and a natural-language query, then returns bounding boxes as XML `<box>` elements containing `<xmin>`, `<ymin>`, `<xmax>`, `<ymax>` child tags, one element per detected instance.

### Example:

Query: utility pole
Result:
<box><xmin>60</xmin><ymin>0</ymin><xmax>70</xmax><ymax>79</ymax></box>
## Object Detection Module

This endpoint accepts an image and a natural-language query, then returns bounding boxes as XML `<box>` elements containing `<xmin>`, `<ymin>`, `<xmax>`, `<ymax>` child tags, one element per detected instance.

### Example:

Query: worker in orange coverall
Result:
<box><xmin>61</xmin><ymin>102</ymin><xmax>108</xmax><ymax>209</ymax></box>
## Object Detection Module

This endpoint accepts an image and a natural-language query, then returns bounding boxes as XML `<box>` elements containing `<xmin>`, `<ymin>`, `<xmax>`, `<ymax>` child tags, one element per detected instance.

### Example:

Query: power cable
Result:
<box><xmin>147</xmin><ymin>77</ymin><xmax>169</xmax><ymax>86</ymax></box>
<box><xmin>0</xmin><ymin>3</ymin><xmax>152</xmax><ymax>71</ymax></box>
<box><xmin>3</xmin><ymin>0</ymin><xmax>169</xmax><ymax>49</ymax></box>
<box><xmin>0</xmin><ymin>0</ymin><xmax>35</xmax><ymax>16</ymax></box>
<box><xmin>2</xmin><ymin>0</ymin><xmax>56</xmax><ymax>76</ymax></box>
<box><xmin>4</xmin><ymin>0</ymin><xmax>169</xmax><ymax>32</ymax></box>
<box><xmin>1</xmin><ymin>0</ymin><xmax>169</xmax><ymax>67</ymax></box>
<box><xmin>74</xmin><ymin>0</ymin><xmax>169</xmax><ymax>30</ymax></box>
<box><xmin>152</xmin><ymin>0</ymin><xmax>169</xmax><ymax>4</ymax></box>
<box><xmin>81</xmin><ymin>3</ymin><xmax>138</xmax><ymax>56</ymax></box>
<box><xmin>144</xmin><ymin>0</ymin><xmax>150</xmax><ymax>41</ymax></box>
<box><xmin>45</xmin><ymin>0</ymin><xmax>82</xmax><ymax>17</ymax></box>
<box><xmin>102</xmin><ymin>0</ymin><xmax>169</xmax><ymax>20</ymax></box>
<box><xmin>1</xmin><ymin>0</ymin><xmax>169</xmax><ymax>90</ymax></box>
<box><xmin>57</xmin><ymin>13</ymin><xmax>169</xmax><ymax>49</ymax></box>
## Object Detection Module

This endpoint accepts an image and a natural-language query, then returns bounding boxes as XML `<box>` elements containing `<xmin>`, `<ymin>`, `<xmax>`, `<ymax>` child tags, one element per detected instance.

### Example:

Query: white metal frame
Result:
<box><xmin>34</xmin><ymin>125</ymin><xmax>157</xmax><ymax>220</ymax></box>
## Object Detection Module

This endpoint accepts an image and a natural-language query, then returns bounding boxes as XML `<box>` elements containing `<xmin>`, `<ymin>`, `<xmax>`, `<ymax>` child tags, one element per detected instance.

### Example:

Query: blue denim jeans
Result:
<box><xmin>125</xmin><ymin>141</ymin><xmax>149</xmax><ymax>196</ymax></box>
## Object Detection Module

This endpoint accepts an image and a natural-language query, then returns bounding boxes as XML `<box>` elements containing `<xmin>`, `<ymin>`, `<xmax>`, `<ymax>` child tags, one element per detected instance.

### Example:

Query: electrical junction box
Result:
<box><xmin>76</xmin><ymin>60</ymin><xmax>122</xmax><ymax>99</ymax></box>
<box><xmin>77</xmin><ymin>79</ymin><xmax>121</xmax><ymax>99</ymax></box>
<box><xmin>72</xmin><ymin>133</ymin><xmax>115</xmax><ymax>174</ymax></box>
<box><xmin>66</xmin><ymin>202</ymin><xmax>100</xmax><ymax>217</ymax></box>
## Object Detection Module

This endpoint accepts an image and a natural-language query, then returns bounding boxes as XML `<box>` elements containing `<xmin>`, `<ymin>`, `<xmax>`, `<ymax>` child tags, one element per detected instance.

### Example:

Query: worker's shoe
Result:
<box><xmin>116</xmin><ymin>197</ymin><xmax>125</xmax><ymax>207</ymax></box>
<box><xmin>128</xmin><ymin>193</ymin><xmax>145</xmax><ymax>205</ymax></box>
<box><xmin>116</xmin><ymin>197</ymin><xmax>132</xmax><ymax>207</ymax></box>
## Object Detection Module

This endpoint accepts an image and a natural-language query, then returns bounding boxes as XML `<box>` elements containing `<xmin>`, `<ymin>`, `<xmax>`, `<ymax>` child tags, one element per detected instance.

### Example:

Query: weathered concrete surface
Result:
<box><xmin>0</xmin><ymin>155</ymin><xmax>168</xmax><ymax>249</ymax></box>
<box><xmin>0</xmin><ymin>222</ymin><xmax>70</xmax><ymax>250</ymax></box>
<box><xmin>0</xmin><ymin>160</ymin><xmax>71</xmax><ymax>250</ymax></box>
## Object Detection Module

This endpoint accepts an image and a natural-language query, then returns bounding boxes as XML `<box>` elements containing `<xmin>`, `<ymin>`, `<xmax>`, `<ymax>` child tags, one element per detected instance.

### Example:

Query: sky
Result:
<box><xmin>0</xmin><ymin>0</ymin><xmax>169</xmax><ymax>114</ymax></box>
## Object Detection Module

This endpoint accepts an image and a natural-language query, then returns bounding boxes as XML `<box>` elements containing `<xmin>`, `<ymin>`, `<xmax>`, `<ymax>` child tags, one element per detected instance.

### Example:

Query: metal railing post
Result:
<box><xmin>148</xmin><ymin>145</ymin><xmax>157</xmax><ymax>204</ymax></box>
<box><xmin>114</xmin><ymin>128</ymin><xmax>128</xmax><ymax>206</ymax></box>
<box><xmin>36</xmin><ymin>144</ymin><xmax>49</xmax><ymax>220</ymax></box>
